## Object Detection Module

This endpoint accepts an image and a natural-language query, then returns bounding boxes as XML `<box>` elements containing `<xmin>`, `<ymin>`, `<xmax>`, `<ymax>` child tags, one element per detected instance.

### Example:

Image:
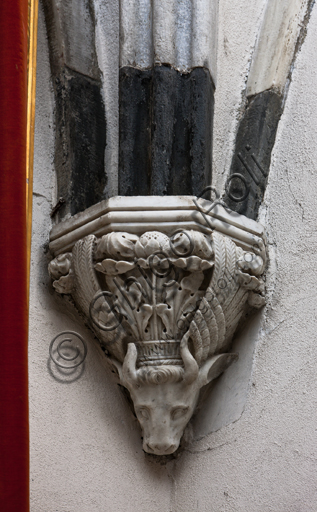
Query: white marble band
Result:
<box><xmin>120</xmin><ymin>0</ymin><xmax>153</xmax><ymax>68</ymax></box>
<box><xmin>247</xmin><ymin>0</ymin><xmax>309</xmax><ymax>96</ymax></box>
<box><xmin>120</xmin><ymin>0</ymin><xmax>217</xmax><ymax>80</ymax></box>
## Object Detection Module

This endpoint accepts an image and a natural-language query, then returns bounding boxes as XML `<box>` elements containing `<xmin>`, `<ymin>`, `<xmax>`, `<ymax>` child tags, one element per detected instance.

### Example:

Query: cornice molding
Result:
<box><xmin>50</xmin><ymin>195</ymin><xmax>265</xmax><ymax>255</ymax></box>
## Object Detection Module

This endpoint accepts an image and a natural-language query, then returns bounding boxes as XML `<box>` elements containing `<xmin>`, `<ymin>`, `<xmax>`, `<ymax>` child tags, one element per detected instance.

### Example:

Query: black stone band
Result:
<box><xmin>119</xmin><ymin>65</ymin><xmax>214</xmax><ymax>197</ymax></box>
<box><xmin>54</xmin><ymin>69</ymin><xmax>107</xmax><ymax>217</ymax></box>
<box><xmin>42</xmin><ymin>0</ymin><xmax>107</xmax><ymax>219</ymax></box>
<box><xmin>224</xmin><ymin>90</ymin><xmax>283</xmax><ymax>219</ymax></box>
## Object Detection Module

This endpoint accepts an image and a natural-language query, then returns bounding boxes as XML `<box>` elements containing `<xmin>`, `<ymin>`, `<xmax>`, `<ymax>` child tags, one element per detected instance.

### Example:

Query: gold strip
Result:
<box><xmin>27</xmin><ymin>0</ymin><xmax>39</xmax><ymax>299</ymax></box>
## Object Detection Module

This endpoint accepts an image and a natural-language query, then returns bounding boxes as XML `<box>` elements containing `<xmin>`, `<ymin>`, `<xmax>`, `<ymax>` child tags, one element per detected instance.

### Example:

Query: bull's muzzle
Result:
<box><xmin>144</xmin><ymin>440</ymin><xmax>178</xmax><ymax>455</ymax></box>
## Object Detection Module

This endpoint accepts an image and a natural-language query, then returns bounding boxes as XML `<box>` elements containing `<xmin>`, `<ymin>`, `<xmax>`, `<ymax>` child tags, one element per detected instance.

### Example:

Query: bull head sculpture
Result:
<box><xmin>118</xmin><ymin>335</ymin><xmax>237</xmax><ymax>455</ymax></box>
<box><xmin>49</xmin><ymin>197</ymin><xmax>266</xmax><ymax>456</ymax></box>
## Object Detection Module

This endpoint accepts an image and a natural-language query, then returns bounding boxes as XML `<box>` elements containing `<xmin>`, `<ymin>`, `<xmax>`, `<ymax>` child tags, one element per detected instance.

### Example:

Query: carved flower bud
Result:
<box><xmin>95</xmin><ymin>232</ymin><xmax>139</xmax><ymax>260</ymax></box>
<box><xmin>48</xmin><ymin>253</ymin><xmax>72</xmax><ymax>280</ymax></box>
<box><xmin>237</xmin><ymin>252</ymin><xmax>264</xmax><ymax>276</ymax></box>
<box><xmin>135</xmin><ymin>232</ymin><xmax>170</xmax><ymax>258</ymax></box>
<box><xmin>170</xmin><ymin>230</ymin><xmax>213</xmax><ymax>259</ymax></box>
<box><xmin>169</xmin><ymin>231</ymin><xmax>192</xmax><ymax>257</ymax></box>
<box><xmin>190</xmin><ymin>231</ymin><xmax>213</xmax><ymax>259</ymax></box>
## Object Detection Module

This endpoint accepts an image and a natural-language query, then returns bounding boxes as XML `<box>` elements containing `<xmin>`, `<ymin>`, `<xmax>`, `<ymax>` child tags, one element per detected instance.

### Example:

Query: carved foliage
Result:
<box><xmin>49</xmin><ymin>229</ymin><xmax>265</xmax><ymax>455</ymax></box>
<box><xmin>49</xmin><ymin>230</ymin><xmax>265</xmax><ymax>366</ymax></box>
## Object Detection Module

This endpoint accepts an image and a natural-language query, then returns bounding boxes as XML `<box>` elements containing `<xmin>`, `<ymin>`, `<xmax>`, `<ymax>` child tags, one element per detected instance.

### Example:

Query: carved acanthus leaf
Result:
<box><xmin>53</xmin><ymin>272</ymin><xmax>75</xmax><ymax>294</ymax></box>
<box><xmin>49</xmin><ymin>229</ymin><xmax>266</xmax><ymax>366</ymax></box>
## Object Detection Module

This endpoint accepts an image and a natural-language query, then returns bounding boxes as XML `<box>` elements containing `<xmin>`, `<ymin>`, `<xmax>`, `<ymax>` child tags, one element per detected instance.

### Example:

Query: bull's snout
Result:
<box><xmin>144</xmin><ymin>441</ymin><xmax>178</xmax><ymax>455</ymax></box>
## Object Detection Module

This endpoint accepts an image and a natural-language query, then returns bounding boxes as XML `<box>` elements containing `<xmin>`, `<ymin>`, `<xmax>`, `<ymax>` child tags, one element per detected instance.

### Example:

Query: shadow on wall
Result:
<box><xmin>47</xmin><ymin>357</ymin><xmax>86</xmax><ymax>384</ymax></box>
<box><xmin>193</xmin><ymin>310</ymin><xmax>264</xmax><ymax>439</ymax></box>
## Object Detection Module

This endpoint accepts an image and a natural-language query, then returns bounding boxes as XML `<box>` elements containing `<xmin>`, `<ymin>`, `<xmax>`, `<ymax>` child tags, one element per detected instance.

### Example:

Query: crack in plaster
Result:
<box><xmin>33</xmin><ymin>191</ymin><xmax>50</xmax><ymax>200</ymax></box>
<box><xmin>285</xmin><ymin>167</ymin><xmax>305</xmax><ymax>221</ymax></box>
<box><xmin>184</xmin><ymin>438</ymin><xmax>237</xmax><ymax>455</ymax></box>
<box><xmin>166</xmin><ymin>461</ymin><xmax>177</xmax><ymax>512</ymax></box>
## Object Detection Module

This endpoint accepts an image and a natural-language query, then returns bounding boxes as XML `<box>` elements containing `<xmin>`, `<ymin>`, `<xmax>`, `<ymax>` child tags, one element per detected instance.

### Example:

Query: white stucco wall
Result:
<box><xmin>30</xmin><ymin>1</ymin><xmax>317</xmax><ymax>510</ymax></box>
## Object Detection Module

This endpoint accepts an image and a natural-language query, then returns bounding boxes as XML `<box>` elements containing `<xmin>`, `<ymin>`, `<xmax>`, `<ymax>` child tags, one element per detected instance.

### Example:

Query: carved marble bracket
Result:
<box><xmin>49</xmin><ymin>196</ymin><xmax>267</xmax><ymax>455</ymax></box>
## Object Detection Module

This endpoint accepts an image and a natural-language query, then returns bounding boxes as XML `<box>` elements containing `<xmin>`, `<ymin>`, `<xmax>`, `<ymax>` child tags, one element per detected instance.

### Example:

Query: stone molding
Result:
<box><xmin>50</xmin><ymin>195</ymin><xmax>265</xmax><ymax>255</ymax></box>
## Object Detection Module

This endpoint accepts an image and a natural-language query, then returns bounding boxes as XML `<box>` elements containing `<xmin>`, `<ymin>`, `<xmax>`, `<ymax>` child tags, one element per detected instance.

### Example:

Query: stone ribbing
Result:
<box><xmin>223</xmin><ymin>91</ymin><xmax>283</xmax><ymax>219</ymax></box>
<box><xmin>246</xmin><ymin>0</ymin><xmax>310</xmax><ymax>97</ymax></box>
<box><xmin>224</xmin><ymin>0</ymin><xmax>313</xmax><ymax>220</ymax></box>
<box><xmin>42</xmin><ymin>0</ymin><xmax>107</xmax><ymax>219</ymax></box>
<box><xmin>55</xmin><ymin>69</ymin><xmax>107</xmax><ymax>216</ymax></box>
<box><xmin>119</xmin><ymin>65</ymin><xmax>214</xmax><ymax>196</ymax></box>
<box><xmin>120</xmin><ymin>0</ymin><xmax>217</xmax><ymax>76</ymax></box>
<box><xmin>151</xmin><ymin>66</ymin><xmax>214</xmax><ymax>196</ymax></box>
<box><xmin>119</xmin><ymin>0</ymin><xmax>216</xmax><ymax>196</ymax></box>
<box><xmin>119</xmin><ymin>67</ymin><xmax>152</xmax><ymax>195</ymax></box>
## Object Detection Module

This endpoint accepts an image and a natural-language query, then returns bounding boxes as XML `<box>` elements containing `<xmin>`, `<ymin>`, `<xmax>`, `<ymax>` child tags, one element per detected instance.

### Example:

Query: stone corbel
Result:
<box><xmin>48</xmin><ymin>196</ymin><xmax>266</xmax><ymax>456</ymax></box>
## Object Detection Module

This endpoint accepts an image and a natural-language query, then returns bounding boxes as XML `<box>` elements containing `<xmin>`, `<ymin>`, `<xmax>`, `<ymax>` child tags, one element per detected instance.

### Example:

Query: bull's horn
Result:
<box><xmin>181</xmin><ymin>332</ymin><xmax>199</xmax><ymax>385</ymax></box>
<box><xmin>122</xmin><ymin>343</ymin><xmax>138</xmax><ymax>387</ymax></box>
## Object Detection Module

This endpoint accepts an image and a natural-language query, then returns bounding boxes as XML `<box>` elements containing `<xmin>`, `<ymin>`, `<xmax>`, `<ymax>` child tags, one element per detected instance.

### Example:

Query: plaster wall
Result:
<box><xmin>29</xmin><ymin>1</ymin><xmax>317</xmax><ymax>510</ymax></box>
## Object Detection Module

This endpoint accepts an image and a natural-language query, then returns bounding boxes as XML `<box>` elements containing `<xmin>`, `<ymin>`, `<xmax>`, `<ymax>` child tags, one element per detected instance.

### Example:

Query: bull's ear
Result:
<box><xmin>198</xmin><ymin>353</ymin><xmax>238</xmax><ymax>388</ymax></box>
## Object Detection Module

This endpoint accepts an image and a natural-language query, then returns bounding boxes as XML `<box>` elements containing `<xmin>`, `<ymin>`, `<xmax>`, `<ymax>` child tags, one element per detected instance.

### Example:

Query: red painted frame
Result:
<box><xmin>0</xmin><ymin>2</ymin><xmax>29</xmax><ymax>511</ymax></box>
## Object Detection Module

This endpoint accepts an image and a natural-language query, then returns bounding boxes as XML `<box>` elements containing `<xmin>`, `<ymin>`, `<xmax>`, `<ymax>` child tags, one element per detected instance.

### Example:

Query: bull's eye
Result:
<box><xmin>137</xmin><ymin>407</ymin><xmax>150</xmax><ymax>420</ymax></box>
<box><xmin>171</xmin><ymin>407</ymin><xmax>189</xmax><ymax>420</ymax></box>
